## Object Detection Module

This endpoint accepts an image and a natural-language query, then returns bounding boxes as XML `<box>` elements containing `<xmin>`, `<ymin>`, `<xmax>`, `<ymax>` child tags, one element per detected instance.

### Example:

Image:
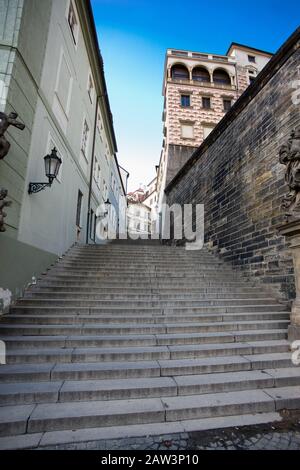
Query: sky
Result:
<box><xmin>91</xmin><ymin>0</ymin><xmax>300</xmax><ymax>192</ymax></box>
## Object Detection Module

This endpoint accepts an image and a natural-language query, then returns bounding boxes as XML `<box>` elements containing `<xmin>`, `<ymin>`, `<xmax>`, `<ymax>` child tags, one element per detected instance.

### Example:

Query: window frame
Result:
<box><xmin>180</xmin><ymin>94</ymin><xmax>191</xmax><ymax>107</ymax></box>
<box><xmin>81</xmin><ymin>118</ymin><xmax>90</xmax><ymax>159</ymax></box>
<box><xmin>223</xmin><ymin>99</ymin><xmax>232</xmax><ymax>112</ymax></box>
<box><xmin>248</xmin><ymin>55</ymin><xmax>256</xmax><ymax>63</ymax></box>
<box><xmin>87</xmin><ymin>73</ymin><xmax>94</xmax><ymax>104</ymax></box>
<box><xmin>67</xmin><ymin>0</ymin><xmax>79</xmax><ymax>47</ymax></box>
<box><xmin>202</xmin><ymin>97</ymin><xmax>211</xmax><ymax>109</ymax></box>
<box><xmin>202</xmin><ymin>124</ymin><xmax>215</xmax><ymax>139</ymax></box>
<box><xmin>76</xmin><ymin>190</ymin><xmax>83</xmax><ymax>228</ymax></box>
<box><xmin>180</xmin><ymin>122</ymin><xmax>195</xmax><ymax>140</ymax></box>
<box><xmin>90</xmin><ymin>209</ymin><xmax>94</xmax><ymax>240</ymax></box>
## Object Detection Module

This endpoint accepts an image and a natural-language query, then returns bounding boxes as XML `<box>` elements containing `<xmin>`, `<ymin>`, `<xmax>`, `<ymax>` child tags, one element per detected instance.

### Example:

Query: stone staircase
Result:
<box><xmin>0</xmin><ymin>242</ymin><xmax>299</xmax><ymax>449</ymax></box>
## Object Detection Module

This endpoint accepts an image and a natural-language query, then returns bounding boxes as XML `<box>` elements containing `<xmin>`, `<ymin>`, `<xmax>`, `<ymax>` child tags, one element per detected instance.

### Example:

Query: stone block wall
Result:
<box><xmin>165</xmin><ymin>29</ymin><xmax>300</xmax><ymax>301</ymax></box>
<box><xmin>166</xmin><ymin>83</ymin><xmax>237</xmax><ymax>147</ymax></box>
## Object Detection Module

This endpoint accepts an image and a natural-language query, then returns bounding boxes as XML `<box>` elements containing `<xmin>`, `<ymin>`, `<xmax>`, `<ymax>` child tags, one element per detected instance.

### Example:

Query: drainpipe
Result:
<box><xmin>86</xmin><ymin>96</ymin><xmax>99</xmax><ymax>244</ymax></box>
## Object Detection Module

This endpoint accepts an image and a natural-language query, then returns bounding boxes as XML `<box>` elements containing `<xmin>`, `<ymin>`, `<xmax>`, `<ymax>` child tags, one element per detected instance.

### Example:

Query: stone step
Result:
<box><xmin>9</xmin><ymin>305</ymin><xmax>287</xmax><ymax>316</ymax></box>
<box><xmin>27</xmin><ymin>285</ymin><xmax>268</xmax><ymax>294</ymax></box>
<box><xmin>14</xmin><ymin>298</ymin><xmax>281</xmax><ymax>307</ymax></box>
<box><xmin>52</xmin><ymin>262</ymin><xmax>234</xmax><ymax>268</ymax></box>
<box><xmin>36</xmin><ymin>282</ymin><xmax>260</xmax><ymax>291</ymax></box>
<box><xmin>2</xmin><ymin>386</ymin><xmax>300</xmax><ymax>436</ymax></box>
<box><xmin>4</xmin><ymin>339</ymin><xmax>290</xmax><ymax>364</ymax></box>
<box><xmin>69</xmin><ymin>248</ymin><xmax>203</xmax><ymax>252</ymax></box>
<box><xmin>2</xmin><ymin>312</ymin><xmax>290</xmax><ymax>325</ymax></box>
<box><xmin>0</xmin><ymin>412</ymin><xmax>283</xmax><ymax>449</ymax></box>
<box><xmin>45</xmin><ymin>266</ymin><xmax>239</xmax><ymax>274</ymax></box>
<box><xmin>0</xmin><ymin>320</ymin><xmax>289</xmax><ymax>336</ymax></box>
<box><xmin>23</xmin><ymin>291</ymin><xmax>272</xmax><ymax>300</ymax></box>
<box><xmin>0</xmin><ymin>353</ymin><xmax>293</xmax><ymax>384</ymax></box>
<box><xmin>1</xmin><ymin>329</ymin><xmax>287</xmax><ymax>349</ymax></box>
<box><xmin>51</xmin><ymin>255</ymin><xmax>231</xmax><ymax>262</ymax></box>
<box><xmin>1</xmin><ymin>367</ymin><xmax>299</xmax><ymax>407</ymax></box>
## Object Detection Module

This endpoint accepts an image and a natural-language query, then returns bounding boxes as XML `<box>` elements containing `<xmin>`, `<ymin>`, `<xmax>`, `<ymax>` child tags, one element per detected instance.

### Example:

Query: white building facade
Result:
<box><xmin>127</xmin><ymin>202</ymin><xmax>151</xmax><ymax>237</ymax></box>
<box><xmin>0</xmin><ymin>0</ymin><xmax>126</xmax><ymax>302</ymax></box>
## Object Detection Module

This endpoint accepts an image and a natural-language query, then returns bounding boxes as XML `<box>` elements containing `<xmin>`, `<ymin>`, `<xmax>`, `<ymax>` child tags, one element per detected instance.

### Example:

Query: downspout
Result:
<box><xmin>86</xmin><ymin>95</ymin><xmax>99</xmax><ymax>244</ymax></box>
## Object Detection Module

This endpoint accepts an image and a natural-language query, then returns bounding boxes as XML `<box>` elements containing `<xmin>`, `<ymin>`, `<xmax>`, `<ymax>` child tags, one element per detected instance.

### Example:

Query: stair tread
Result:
<box><xmin>3</xmin><ymin>386</ymin><xmax>300</xmax><ymax>427</ymax></box>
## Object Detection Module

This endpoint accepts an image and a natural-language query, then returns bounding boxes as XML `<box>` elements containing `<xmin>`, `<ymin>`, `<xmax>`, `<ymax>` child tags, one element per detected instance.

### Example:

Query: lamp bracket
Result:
<box><xmin>28</xmin><ymin>182</ymin><xmax>51</xmax><ymax>194</ymax></box>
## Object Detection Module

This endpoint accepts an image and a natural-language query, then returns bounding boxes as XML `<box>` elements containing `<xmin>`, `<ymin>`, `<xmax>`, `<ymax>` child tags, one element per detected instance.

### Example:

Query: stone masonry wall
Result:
<box><xmin>167</xmin><ymin>82</ymin><xmax>237</xmax><ymax>147</ymax></box>
<box><xmin>165</xmin><ymin>30</ymin><xmax>300</xmax><ymax>301</ymax></box>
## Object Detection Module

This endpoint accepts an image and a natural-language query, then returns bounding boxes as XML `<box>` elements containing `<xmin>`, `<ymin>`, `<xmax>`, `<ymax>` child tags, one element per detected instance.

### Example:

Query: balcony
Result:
<box><xmin>168</xmin><ymin>49</ymin><xmax>234</xmax><ymax>64</ymax></box>
<box><xmin>168</xmin><ymin>77</ymin><xmax>236</xmax><ymax>91</ymax></box>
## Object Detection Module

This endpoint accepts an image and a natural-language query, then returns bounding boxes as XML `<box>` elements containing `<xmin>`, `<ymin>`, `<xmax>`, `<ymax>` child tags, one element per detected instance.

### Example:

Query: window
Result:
<box><xmin>68</xmin><ymin>1</ymin><xmax>78</xmax><ymax>45</ymax></box>
<box><xmin>81</xmin><ymin>119</ymin><xmax>89</xmax><ymax>157</ymax></box>
<box><xmin>76</xmin><ymin>190</ymin><xmax>83</xmax><ymax>227</ymax></box>
<box><xmin>103</xmin><ymin>179</ymin><xmax>108</xmax><ymax>200</ymax></box>
<box><xmin>223</xmin><ymin>99</ymin><xmax>232</xmax><ymax>112</ymax></box>
<box><xmin>90</xmin><ymin>209</ymin><xmax>94</xmax><ymax>239</ymax></box>
<box><xmin>181</xmin><ymin>94</ymin><xmax>190</xmax><ymax>107</ymax></box>
<box><xmin>192</xmin><ymin>67</ymin><xmax>210</xmax><ymax>83</ymax></box>
<box><xmin>181</xmin><ymin>123</ymin><xmax>194</xmax><ymax>139</ymax></box>
<box><xmin>202</xmin><ymin>97</ymin><xmax>211</xmax><ymax>109</ymax></box>
<box><xmin>203</xmin><ymin>124</ymin><xmax>215</xmax><ymax>139</ymax></box>
<box><xmin>171</xmin><ymin>65</ymin><xmax>189</xmax><ymax>80</ymax></box>
<box><xmin>97</xmin><ymin>111</ymin><xmax>103</xmax><ymax>131</ymax></box>
<box><xmin>94</xmin><ymin>214</ymin><xmax>97</xmax><ymax>241</ymax></box>
<box><xmin>93</xmin><ymin>157</ymin><xmax>101</xmax><ymax>186</ymax></box>
<box><xmin>248</xmin><ymin>55</ymin><xmax>256</xmax><ymax>63</ymax></box>
<box><xmin>88</xmin><ymin>74</ymin><xmax>94</xmax><ymax>103</ymax></box>
<box><xmin>213</xmin><ymin>69</ymin><xmax>231</xmax><ymax>86</ymax></box>
<box><xmin>249</xmin><ymin>76</ymin><xmax>256</xmax><ymax>84</ymax></box>
<box><xmin>55</xmin><ymin>51</ymin><xmax>72</xmax><ymax>115</ymax></box>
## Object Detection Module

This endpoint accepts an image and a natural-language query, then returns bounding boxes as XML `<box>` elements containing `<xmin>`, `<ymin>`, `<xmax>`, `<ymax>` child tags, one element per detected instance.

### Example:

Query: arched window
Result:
<box><xmin>213</xmin><ymin>69</ymin><xmax>231</xmax><ymax>86</ymax></box>
<box><xmin>171</xmin><ymin>64</ymin><xmax>189</xmax><ymax>81</ymax></box>
<box><xmin>192</xmin><ymin>67</ymin><xmax>210</xmax><ymax>83</ymax></box>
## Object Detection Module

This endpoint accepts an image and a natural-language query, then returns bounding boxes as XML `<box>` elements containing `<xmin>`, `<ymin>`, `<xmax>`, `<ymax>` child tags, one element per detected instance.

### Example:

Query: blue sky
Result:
<box><xmin>91</xmin><ymin>0</ymin><xmax>300</xmax><ymax>191</ymax></box>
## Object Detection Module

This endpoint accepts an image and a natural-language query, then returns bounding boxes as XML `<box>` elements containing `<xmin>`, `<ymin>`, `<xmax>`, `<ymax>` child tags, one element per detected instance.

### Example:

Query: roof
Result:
<box><xmin>226</xmin><ymin>42</ymin><xmax>273</xmax><ymax>57</ymax></box>
<box><xmin>84</xmin><ymin>0</ymin><xmax>118</xmax><ymax>153</ymax></box>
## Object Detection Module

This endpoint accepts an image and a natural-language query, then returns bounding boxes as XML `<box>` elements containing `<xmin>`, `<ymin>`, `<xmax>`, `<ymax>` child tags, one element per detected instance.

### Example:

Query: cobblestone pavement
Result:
<box><xmin>45</xmin><ymin>412</ymin><xmax>300</xmax><ymax>450</ymax></box>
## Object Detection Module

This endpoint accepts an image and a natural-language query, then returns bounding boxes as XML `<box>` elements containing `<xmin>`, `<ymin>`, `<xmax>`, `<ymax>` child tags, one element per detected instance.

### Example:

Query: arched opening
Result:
<box><xmin>171</xmin><ymin>64</ymin><xmax>189</xmax><ymax>81</ymax></box>
<box><xmin>213</xmin><ymin>69</ymin><xmax>231</xmax><ymax>86</ymax></box>
<box><xmin>192</xmin><ymin>66</ymin><xmax>210</xmax><ymax>83</ymax></box>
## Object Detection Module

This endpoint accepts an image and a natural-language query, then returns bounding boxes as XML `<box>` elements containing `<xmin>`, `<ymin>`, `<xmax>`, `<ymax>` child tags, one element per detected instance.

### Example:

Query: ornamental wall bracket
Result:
<box><xmin>0</xmin><ymin>111</ymin><xmax>25</xmax><ymax>160</ymax></box>
<box><xmin>279</xmin><ymin>125</ymin><xmax>300</xmax><ymax>219</ymax></box>
<box><xmin>0</xmin><ymin>188</ymin><xmax>12</xmax><ymax>233</ymax></box>
<box><xmin>28</xmin><ymin>182</ymin><xmax>52</xmax><ymax>194</ymax></box>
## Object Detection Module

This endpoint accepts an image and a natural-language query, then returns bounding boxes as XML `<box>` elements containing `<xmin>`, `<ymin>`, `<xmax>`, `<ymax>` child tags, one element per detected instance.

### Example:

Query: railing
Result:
<box><xmin>169</xmin><ymin>78</ymin><xmax>236</xmax><ymax>90</ymax></box>
<box><xmin>169</xmin><ymin>50</ymin><xmax>232</xmax><ymax>63</ymax></box>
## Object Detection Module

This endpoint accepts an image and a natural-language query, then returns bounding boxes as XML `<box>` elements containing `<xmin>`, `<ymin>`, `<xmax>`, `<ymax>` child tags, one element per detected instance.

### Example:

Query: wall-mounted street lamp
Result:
<box><xmin>28</xmin><ymin>148</ymin><xmax>62</xmax><ymax>194</ymax></box>
<box><xmin>102</xmin><ymin>199</ymin><xmax>111</xmax><ymax>217</ymax></box>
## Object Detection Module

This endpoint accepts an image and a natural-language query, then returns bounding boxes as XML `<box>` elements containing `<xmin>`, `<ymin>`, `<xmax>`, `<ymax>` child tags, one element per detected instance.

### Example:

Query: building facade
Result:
<box><xmin>156</xmin><ymin>44</ymin><xmax>272</xmax><ymax>226</ymax></box>
<box><xmin>143</xmin><ymin>176</ymin><xmax>158</xmax><ymax>234</ymax></box>
<box><xmin>0</xmin><ymin>0</ymin><xmax>126</xmax><ymax>303</ymax></box>
<box><xmin>127</xmin><ymin>201</ymin><xmax>151</xmax><ymax>237</ymax></box>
